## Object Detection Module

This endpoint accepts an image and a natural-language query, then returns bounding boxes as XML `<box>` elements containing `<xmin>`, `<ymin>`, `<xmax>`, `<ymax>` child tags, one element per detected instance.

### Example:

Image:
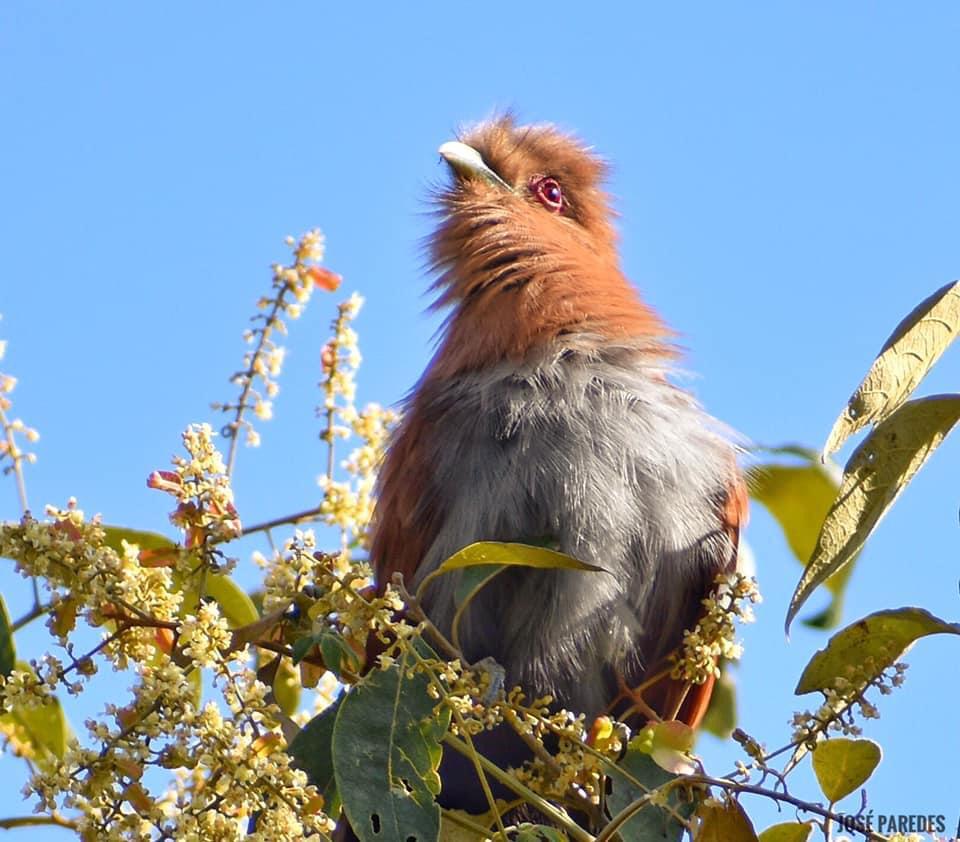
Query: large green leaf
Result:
<box><xmin>333</xmin><ymin>645</ymin><xmax>450</xmax><ymax>842</ymax></box>
<box><xmin>0</xmin><ymin>594</ymin><xmax>15</xmax><ymax>677</ymax></box>
<box><xmin>796</xmin><ymin>607</ymin><xmax>960</xmax><ymax>695</ymax></box>
<box><xmin>289</xmin><ymin>695</ymin><xmax>343</xmax><ymax>818</ymax></box>
<box><xmin>748</xmin><ymin>454</ymin><xmax>853</xmax><ymax>628</ymax></box>
<box><xmin>605</xmin><ymin>749</ymin><xmax>696</xmax><ymax>841</ymax></box>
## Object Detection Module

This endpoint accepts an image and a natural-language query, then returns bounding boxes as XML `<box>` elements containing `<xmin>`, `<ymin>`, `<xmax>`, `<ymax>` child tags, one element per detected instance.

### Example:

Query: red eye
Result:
<box><xmin>530</xmin><ymin>176</ymin><xmax>564</xmax><ymax>212</ymax></box>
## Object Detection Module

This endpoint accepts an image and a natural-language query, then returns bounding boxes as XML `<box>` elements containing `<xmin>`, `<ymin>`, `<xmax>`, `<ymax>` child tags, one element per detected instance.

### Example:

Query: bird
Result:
<box><xmin>368</xmin><ymin>115</ymin><xmax>747</xmax><ymax>814</ymax></box>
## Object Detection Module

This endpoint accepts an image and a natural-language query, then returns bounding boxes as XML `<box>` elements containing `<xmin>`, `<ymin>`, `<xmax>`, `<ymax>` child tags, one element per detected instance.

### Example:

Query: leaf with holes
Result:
<box><xmin>796</xmin><ymin>607</ymin><xmax>960</xmax><ymax>695</ymax></box>
<box><xmin>823</xmin><ymin>281</ymin><xmax>960</xmax><ymax>456</ymax></box>
<box><xmin>605</xmin><ymin>748</ymin><xmax>697</xmax><ymax>842</ymax></box>
<box><xmin>758</xmin><ymin>822</ymin><xmax>814</xmax><ymax>842</ymax></box>
<box><xmin>289</xmin><ymin>696</ymin><xmax>343</xmax><ymax>819</ymax></box>
<box><xmin>812</xmin><ymin>738</ymin><xmax>882</xmax><ymax>802</ymax></box>
<box><xmin>333</xmin><ymin>645</ymin><xmax>450</xmax><ymax>842</ymax></box>
<box><xmin>787</xmin><ymin>396</ymin><xmax>960</xmax><ymax>631</ymax></box>
<box><xmin>696</xmin><ymin>800</ymin><xmax>759</xmax><ymax>842</ymax></box>
<box><xmin>748</xmin><ymin>454</ymin><xmax>853</xmax><ymax>628</ymax></box>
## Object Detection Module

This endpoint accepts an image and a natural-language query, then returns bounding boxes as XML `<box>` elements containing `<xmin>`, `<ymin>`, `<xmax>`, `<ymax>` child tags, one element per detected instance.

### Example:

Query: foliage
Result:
<box><xmin>0</xmin><ymin>240</ymin><xmax>957</xmax><ymax>841</ymax></box>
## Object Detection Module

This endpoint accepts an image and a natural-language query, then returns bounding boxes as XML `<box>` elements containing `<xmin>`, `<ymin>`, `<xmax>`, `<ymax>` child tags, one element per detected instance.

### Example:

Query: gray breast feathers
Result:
<box><xmin>412</xmin><ymin>345</ymin><xmax>737</xmax><ymax>716</ymax></box>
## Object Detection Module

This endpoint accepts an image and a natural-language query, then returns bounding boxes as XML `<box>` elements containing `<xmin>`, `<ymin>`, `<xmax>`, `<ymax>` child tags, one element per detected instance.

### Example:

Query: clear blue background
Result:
<box><xmin>1</xmin><ymin>3</ymin><xmax>959</xmax><ymax>837</ymax></box>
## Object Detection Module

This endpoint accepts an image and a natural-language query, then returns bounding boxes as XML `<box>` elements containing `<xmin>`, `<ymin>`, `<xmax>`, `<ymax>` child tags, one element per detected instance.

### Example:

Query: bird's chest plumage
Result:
<box><xmin>411</xmin><ymin>349</ymin><xmax>735</xmax><ymax>716</ymax></box>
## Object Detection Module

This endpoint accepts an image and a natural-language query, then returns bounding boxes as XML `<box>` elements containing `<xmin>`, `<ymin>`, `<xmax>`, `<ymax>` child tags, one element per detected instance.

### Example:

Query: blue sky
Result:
<box><xmin>2</xmin><ymin>3</ymin><xmax>959</xmax><ymax>837</ymax></box>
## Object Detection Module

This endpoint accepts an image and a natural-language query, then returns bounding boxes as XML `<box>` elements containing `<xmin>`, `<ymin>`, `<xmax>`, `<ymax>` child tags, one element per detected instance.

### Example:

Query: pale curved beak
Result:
<box><xmin>438</xmin><ymin>141</ymin><xmax>514</xmax><ymax>192</ymax></box>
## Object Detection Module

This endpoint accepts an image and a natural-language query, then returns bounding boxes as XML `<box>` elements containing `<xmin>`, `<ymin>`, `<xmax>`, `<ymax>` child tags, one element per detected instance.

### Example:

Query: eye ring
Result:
<box><xmin>529</xmin><ymin>175</ymin><xmax>564</xmax><ymax>213</ymax></box>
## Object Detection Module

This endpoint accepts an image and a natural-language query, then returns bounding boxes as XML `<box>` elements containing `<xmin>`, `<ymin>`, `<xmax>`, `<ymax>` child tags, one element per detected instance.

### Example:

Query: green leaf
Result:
<box><xmin>605</xmin><ymin>749</ymin><xmax>696</xmax><ymax>842</ymax></box>
<box><xmin>319</xmin><ymin>632</ymin><xmax>361</xmax><ymax>680</ymax></box>
<box><xmin>333</xmin><ymin>646</ymin><xmax>450</xmax><ymax>842</ymax></box>
<box><xmin>696</xmin><ymin>800</ymin><xmax>759</xmax><ymax>842</ymax></box>
<box><xmin>748</xmin><ymin>457</ymin><xmax>853</xmax><ymax>628</ymax></box>
<box><xmin>757</xmin><ymin>822</ymin><xmax>815</xmax><ymax>842</ymax></box>
<box><xmin>437</xmin><ymin>541</ymin><xmax>606</xmax><ymax>574</ymax></box>
<box><xmin>0</xmin><ymin>594</ymin><xmax>15</xmax><ymax>677</ymax></box>
<box><xmin>514</xmin><ymin>826</ymin><xmax>567</xmax><ymax>842</ymax></box>
<box><xmin>0</xmin><ymin>661</ymin><xmax>71</xmax><ymax>771</ymax></box>
<box><xmin>289</xmin><ymin>696</ymin><xmax>343</xmax><ymax>818</ymax></box>
<box><xmin>291</xmin><ymin>632</ymin><xmax>359</xmax><ymax>680</ymax></box>
<box><xmin>812</xmin><ymin>738</ymin><xmax>882</xmax><ymax>802</ymax></box>
<box><xmin>824</xmin><ymin>281</ymin><xmax>960</xmax><ymax>456</ymax></box>
<box><xmin>102</xmin><ymin>525</ymin><xmax>176</xmax><ymax>554</ymax></box>
<box><xmin>787</xmin><ymin>396</ymin><xmax>960</xmax><ymax>631</ymax></box>
<box><xmin>273</xmin><ymin>656</ymin><xmax>300</xmax><ymax>717</ymax></box>
<box><xmin>205</xmin><ymin>573</ymin><xmax>259</xmax><ymax>628</ymax></box>
<box><xmin>796</xmin><ymin>607</ymin><xmax>960</xmax><ymax>695</ymax></box>
<box><xmin>103</xmin><ymin>528</ymin><xmax>259</xmax><ymax>629</ymax></box>
<box><xmin>450</xmin><ymin>564</ymin><xmax>507</xmax><ymax>651</ymax></box>
<box><xmin>700</xmin><ymin>667</ymin><xmax>736</xmax><ymax>739</ymax></box>
<box><xmin>291</xmin><ymin>635</ymin><xmax>317</xmax><ymax>665</ymax></box>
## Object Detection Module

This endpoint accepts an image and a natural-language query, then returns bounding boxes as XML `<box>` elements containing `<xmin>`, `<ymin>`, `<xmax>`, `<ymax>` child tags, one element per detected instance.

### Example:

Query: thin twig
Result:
<box><xmin>0</xmin><ymin>813</ymin><xmax>77</xmax><ymax>831</ymax></box>
<box><xmin>232</xmin><ymin>505</ymin><xmax>325</xmax><ymax>542</ymax></box>
<box><xmin>224</xmin><ymin>295</ymin><xmax>288</xmax><ymax>478</ymax></box>
<box><xmin>684</xmin><ymin>775</ymin><xmax>888</xmax><ymax>842</ymax></box>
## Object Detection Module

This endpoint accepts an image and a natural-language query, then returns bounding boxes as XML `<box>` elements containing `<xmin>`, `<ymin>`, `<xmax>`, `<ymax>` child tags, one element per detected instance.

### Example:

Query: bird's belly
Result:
<box><xmin>413</xmin><ymin>367</ymin><xmax>732</xmax><ymax>716</ymax></box>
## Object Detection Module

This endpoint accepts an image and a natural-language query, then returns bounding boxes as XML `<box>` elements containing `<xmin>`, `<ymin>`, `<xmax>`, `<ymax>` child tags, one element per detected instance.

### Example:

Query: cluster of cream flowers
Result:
<box><xmin>671</xmin><ymin>571</ymin><xmax>760</xmax><ymax>685</ymax></box>
<box><xmin>316</xmin><ymin>294</ymin><xmax>399</xmax><ymax>549</ymax></box>
<box><xmin>790</xmin><ymin>658</ymin><xmax>907</xmax><ymax>749</ymax></box>
<box><xmin>0</xmin><ymin>427</ymin><xmax>335</xmax><ymax>838</ymax></box>
<box><xmin>213</xmin><ymin>230</ymin><xmax>339</xmax><ymax>452</ymax></box>
<box><xmin>0</xmin><ymin>326</ymin><xmax>39</xmax><ymax>479</ymax></box>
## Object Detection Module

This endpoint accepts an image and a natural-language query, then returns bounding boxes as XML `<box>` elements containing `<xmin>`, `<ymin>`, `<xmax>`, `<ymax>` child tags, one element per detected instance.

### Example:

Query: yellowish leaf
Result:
<box><xmin>650</xmin><ymin>723</ymin><xmax>696</xmax><ymax>775</ymax></box>
<box><xmin>436</xmin><ymin>541</ymin><xmax>605</xmax><ymax>574</ymax></box>
<box><xmin>251</xmin><ymin>732</ymin><xmax>283</xmax><ymax>757</ymax></box>
<box><xmin>629</xmin><ymin>720</ymin><xmax>696</xmax><ymax>775</ymax></box>
<box><xmin>787</xmin><ymin>395</ymin><xmax>960</xmax><ymax>631</ymax></box>
<box><xmin>812</xmin><ymin>738</ymin><xmax>881</xmax><ymax>802</ymax></box>
<box><xmin>795</xmin><ymin>607</ymin><xmax>960</xmax><ymax>695</ymax></box>
<box><xmin>0</xmin><ymin>661</ymin><xmax>71</xmax><ymax>771</ymax></box>
<box><xmin>123</xmin><ymin>782</ymin><xmax>153</xmax><ymax>815</ymax></box>
<box><xmin>696</xmin><ymin>799</ymin><xmax>759</xmax><ymax>842</ymax></box>
<box><xmin>758</xmin><ymin>822</ymin><xmax>814</xmax><ymax>842</ymax></box>
<box><xmin>749</xmin><ymin>457</ymin><xmax>852</xmax><ymax>628</ymax></box>
<box><xmin>824</xmin><ymin>281</ymin><xmax>960</xmax><ymax>456</ymax></box>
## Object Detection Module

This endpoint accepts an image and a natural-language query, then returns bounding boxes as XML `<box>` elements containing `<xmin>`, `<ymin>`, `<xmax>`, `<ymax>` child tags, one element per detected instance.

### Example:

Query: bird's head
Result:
<box><xmin>427</xmin><ymin>116</ymin><xmax>671</xmax><ymax>377</ymax></box>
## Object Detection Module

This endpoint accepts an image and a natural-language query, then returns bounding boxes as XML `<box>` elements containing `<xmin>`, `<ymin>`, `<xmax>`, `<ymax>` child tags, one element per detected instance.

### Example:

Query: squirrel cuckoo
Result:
<box><xmin>369</xmin><ymin>117</ymin><xmax>746</xmax><ymax>812</ymax></box>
